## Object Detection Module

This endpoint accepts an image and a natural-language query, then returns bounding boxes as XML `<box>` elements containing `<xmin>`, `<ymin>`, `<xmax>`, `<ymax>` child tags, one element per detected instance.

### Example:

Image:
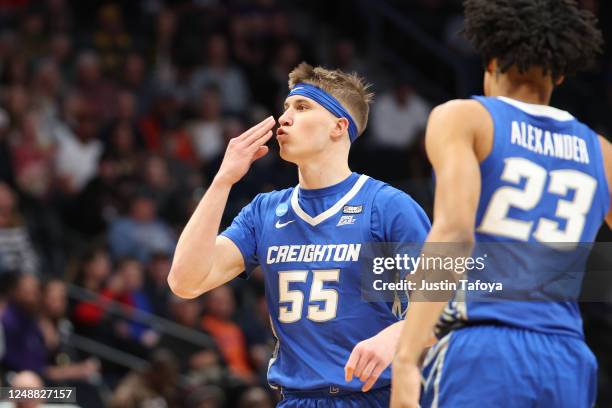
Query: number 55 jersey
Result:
<box><xmin>221</xmin><ymin>173</ymin><xmax>430</xmax><ymax>392</ymax></box>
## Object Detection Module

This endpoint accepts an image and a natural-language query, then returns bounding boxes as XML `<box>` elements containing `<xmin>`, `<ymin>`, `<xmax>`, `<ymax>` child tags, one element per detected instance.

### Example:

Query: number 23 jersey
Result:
<box><xmin>439</xmin><ymin>96</ymin><xmax>609</xmax><ymax>339</ymax></box>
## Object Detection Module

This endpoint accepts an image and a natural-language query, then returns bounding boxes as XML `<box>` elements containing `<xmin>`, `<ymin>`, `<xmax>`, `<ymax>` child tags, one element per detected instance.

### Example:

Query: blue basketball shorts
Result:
<box><xmin>278</xmin><ymin>385</ymin><xmax>390</xmax><ymax>408</ymax></box>
<box><xmin>420</xmin><ymin>325</ymin><xmax>597</xmax><ymax>408</ymax></box>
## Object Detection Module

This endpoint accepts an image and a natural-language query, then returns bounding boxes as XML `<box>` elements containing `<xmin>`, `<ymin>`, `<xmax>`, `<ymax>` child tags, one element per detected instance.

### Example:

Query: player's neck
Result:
<box><xmin>297</xmin><ymin>161</ymin><xmax>352</xmax><ymax>190</ymax></box>
<box><xmin>495</xmin><ymin>87</ymin><xmax>551</xmax><ymax>106</ymax></box>
<box><xmin>488</xmin><ymin>70</ymin><xmax>553</xmax><ymax>105</ymax></box>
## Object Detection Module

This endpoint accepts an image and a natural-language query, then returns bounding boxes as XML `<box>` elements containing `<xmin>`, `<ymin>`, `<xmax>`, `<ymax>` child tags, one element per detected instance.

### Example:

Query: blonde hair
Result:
<box><xmin>288</xmin><ymin>62</ymin><xmax>374</xmax><ymax>136</ymax></box>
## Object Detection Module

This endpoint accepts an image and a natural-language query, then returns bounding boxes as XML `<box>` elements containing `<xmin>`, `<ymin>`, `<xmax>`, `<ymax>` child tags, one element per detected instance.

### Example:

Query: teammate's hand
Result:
<box><xmin>344</xmin><ymin>331</ymin><xmax>396</xmax><ymax>392</ymax></box>
<box><xmin>390</xmin><ymin>360</ymin><xmax>421</xmax><ymax>408</ymax></box>
<box><xmin>215</xmin><ymin>116</ymin><xmax>276</xmax><ymax>185</ymax></box>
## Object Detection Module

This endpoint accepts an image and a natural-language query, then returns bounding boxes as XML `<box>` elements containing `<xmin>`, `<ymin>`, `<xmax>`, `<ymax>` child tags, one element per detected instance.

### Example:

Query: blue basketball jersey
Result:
<box><xmin>222</xmin><ymin>173</ymin><xmax>430</xmax><ymax>392</ymax></box>
<box><xmin>438</xmin><ymin>96</ymin><xmax>610</xmax><ymax>338</ymax></box>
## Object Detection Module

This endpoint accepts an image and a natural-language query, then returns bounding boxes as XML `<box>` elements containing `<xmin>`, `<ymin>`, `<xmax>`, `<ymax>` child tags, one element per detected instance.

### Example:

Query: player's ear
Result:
<box><xmin>486</xmin><ymin>59</ymin><xmax>497</xmax><ymax>74</ymax></box>
<box><xmin>554</xmin><ymin>75</ymin><xmax>565</xmax><ymax>86</ymax></box>
<box><xmin>331</xmin><ymin>117</ymin><xmax>349</xmax><ymax>140</ymax></box>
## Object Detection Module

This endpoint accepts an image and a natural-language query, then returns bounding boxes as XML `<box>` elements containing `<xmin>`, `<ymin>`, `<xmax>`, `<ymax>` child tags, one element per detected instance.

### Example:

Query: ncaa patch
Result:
<box><xmin>275</xmin><ymin>202</ymin><xmax>289</xmax><ymax>217</ymax></box>
<box><xmin>343</xmin><ymin>205</ymin><xmax>363</xmax><ymax>214</ymax></box>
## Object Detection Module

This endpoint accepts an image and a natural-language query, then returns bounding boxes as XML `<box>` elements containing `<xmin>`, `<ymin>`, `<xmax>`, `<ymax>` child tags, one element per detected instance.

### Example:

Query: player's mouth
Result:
<box><xmin>276</xmin><ymin>127</ymin><xmax>289</xmax><ymax>142</ymax></box>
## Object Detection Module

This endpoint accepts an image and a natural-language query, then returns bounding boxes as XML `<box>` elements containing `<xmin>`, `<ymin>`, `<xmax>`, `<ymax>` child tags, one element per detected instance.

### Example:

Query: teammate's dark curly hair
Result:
<box><xmin>462</xmin><ymin>0</ymin><xmax>604</xmax><ymax>79</ymax></box>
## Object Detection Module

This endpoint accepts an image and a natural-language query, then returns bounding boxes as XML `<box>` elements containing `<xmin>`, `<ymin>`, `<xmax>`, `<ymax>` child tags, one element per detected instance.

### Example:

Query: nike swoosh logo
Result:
<box><xmin>275</xmin><ymin>220</ymin><xmax>295</xmax><ymax>228</ymax></box>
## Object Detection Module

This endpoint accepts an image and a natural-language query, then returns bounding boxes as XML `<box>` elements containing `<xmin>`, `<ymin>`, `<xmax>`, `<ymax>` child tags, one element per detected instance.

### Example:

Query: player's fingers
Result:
<box><xmin>344</xmin><ymin>349</ymin><xmax>361</xmax><ymax>382</ymax></box>
<box><xmin>251</xmin><ymin>145</ymin><xmax>269</xmax><ymax>162</ymax></box>
<box><xmin>353</xmin><ymin>351</ymin><xmax>371</xmax><ymax>379</ymax></box>
<box><xmin>247</xmin><ymin>128</ymin><xmax>275</xmax><ymax>151</ymax></box>
<box><xmin>361</xmin><ymin>365</ymin><xmax>384</xmax><ymax>392</ymax></box>
<box><xmin>236</xmin><ymin>116</ymin><xmax>275</xmax><ymax>142</ymax></box>
<box><xmin>358</xmin><ymin>360</ymin><xmax>377</xmax><ymax>382</ymax></box>
<box><xmin>242</xmin><ymin>116</ymin><xmax>276</xmax><ymax>145</ymax></box>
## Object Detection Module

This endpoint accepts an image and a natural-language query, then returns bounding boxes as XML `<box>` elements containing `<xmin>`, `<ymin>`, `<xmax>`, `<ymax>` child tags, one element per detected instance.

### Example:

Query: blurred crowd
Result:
<box><xmin>0</xmin><ymin>0</ymin><xmax>610</xmax><ymax>407</ymax></box>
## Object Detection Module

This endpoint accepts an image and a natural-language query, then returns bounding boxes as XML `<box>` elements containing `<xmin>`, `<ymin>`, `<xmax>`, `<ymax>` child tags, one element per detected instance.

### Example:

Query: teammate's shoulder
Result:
<box><xmin>598</xmin><ymin>134</ymin><xmax>612</xmax><ymax>163</ymax></box>
<box><xmin>598</xmin><ymin>134</ymin><xmax>611</xmax><ymax>148</ymax></box>
<box><xmin>429</xmin><ymin>98</ymin><xmax>489</xmax><ymax>123</ymax></box>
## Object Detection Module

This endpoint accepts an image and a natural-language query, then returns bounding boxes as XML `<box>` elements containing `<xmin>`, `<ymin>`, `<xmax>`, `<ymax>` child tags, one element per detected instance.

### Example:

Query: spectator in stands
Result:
<box><xmin>53</xmin><ymin>97</ymin><xmax>103</xmax><ymax>194</ymax></box>
<box><xmin>191</xmin><ymin>34</ymin><xmax>249</xmax><ymax>115</ymax></box>
<box><xmin>63</xmin><ymin>152</ymin><xmax>128</xmax><ymax>238</ymax></box>
<box><xmin>1</xmin><ymin>274</ymin><xmax>46</xmax><ymax>374</ymax></box>
<box><xmin>91</xmin><ymin>4</ymin><xmax>133</xmax><ymax>77</ymax></box>
<box><xmin>187</xmin><ymin>86</ymin><xmax>224</xmax><ymax>166</ymax></box>
<box><xmin>71</xmin><ymin>51</ymin><xmax>117</xmax><ymax>122</ymax></box>
<box><xmin>0</xmin><ymin>183</ymin><xmax>38</xmax><ymax>274</ymax></box>
<box><xmin>138</xmin><ymin>89</ymin><xmax>197</xmax><ymax>164</ymax></box>
<box><xmin>371</xmin><ymin>79</ymin><xmax>430</xmax><ymax>150</ymax></box>
<box><xmin>5</xmin><ymin>85</ymin><xmax>29</xmax><ymax>127</ymax></box>
<box><xmin>107</xmin><ymin>192</ymin><xmax>176</xmax><ymax>263</ymax></box>
<box><xmin>238</xmin><ymin>386</ymin><xmax>274</xmax><ymax>408</ymax></box>
<box><xmin>269</xmin><ymin>40</ymin><xmax>303</xmax><ymax>110</ymax></box>
<box><xmin>110</xmin><ymin>349</ymin><xmax>179</xmax><ymax>408</ymax></box>
<box><xmin>120</xmin><ymin>53</ymin><xmax>152</xmax><ymax>116</ymax></box>
<box><xmin>99</xmin><ymin>258</ymin><xmax>158</xmax><ymax>357</ymax></box>
<box><xmin>48</xmin><ymin>33</ymin><xmax>73</xmax><ymax>81</ymax></box>
<box><xmin>140</xmin><ymin>155</ymin><xmax>186</xmax><ymax>226</ymax></box>
<box><xmin>330</xmin><ymin>38</ymin><xmax>368</xmax><ymax>77</ymax></box>
<box><xmin>143</xmin><ymin>251</ymin><xmax>172</xmax><ymax>317</ymax></box>
<box><xmin>45</xmin><ymin>0</ymin><xmax>73</xmax><ymax>34</ymax></box>
<box><xmin>39</xmin><ymin>279</ymin><xmax>104</xmax><ymax>408</ymax></box>
<box><xmin>369</xmin><ymin>78</ymin><xmax>431</xmax><ymax>180</ymax></box>
<box><xmin>183</xmin><ymin>385</ymin><xmax>226</xmax><ymax>408</ymax></box>
<box><xmin>114</xmin><ymin>90</ymin><xmax>139</xmax><ymax>125</ymax></box>
<box><xmin>103</xmin><ymin>120</ymin><xmax>140</xmax><ymax>180</ymax></box>
<box><xmin>0</xmin><ymin>107</ymin><xmax>14</xmax><ymax>185</ymax></box>
<box><xmin>149</xmin><ymin>8</ymin><xmax>176</xmax><ymax>93</ymax></box>
<box><xmin>238</xmin><ymin>283</ymin><xmax>273</xmax><ymax>382</ymax></box>
<box><xmin>4</xmin><ymin>49</ymin><xmax>25</xmax><ymax>87</ymax></box>
<box><xmin>19</xmin><ymin>11</ymin><xmax>46</xmax><ymax>62</ymax></box>
<box><xmin>201</xmin><ymin>285</ymin><xmax>254</xmax><ymax>383</ymax></box>
<box><xmin>158</xmin><ymin>295</ymin><xmax>220</xmax><ymax>375</ymax></box>
<box><xmin>9</xmin><ymin>112</ymin><xmax>54</xmax><ymax>198</ymax></box>
<box><xmin>71</xmin><ymin>248</ymin><xmax>113</xmax><ymax>339</ymax></box>
<box><xmin>29</xmin><ymin>59</ymin><xmax>64</xmax><ymax>129</ymax></box>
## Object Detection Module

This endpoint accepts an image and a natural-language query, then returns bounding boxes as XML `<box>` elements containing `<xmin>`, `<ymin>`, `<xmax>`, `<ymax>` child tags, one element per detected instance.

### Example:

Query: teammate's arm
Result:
<box><xmin>390</xmin><ymin>100</ymin><xmax>491</xmax><ymax>408</ymax></box>
<box><xmin>597</xmin><ymin>135</ymin><xmax>612</xmax><ymax>228</ymax></box>
<box><xmin>167</xmin><ymin>116</ymin><xmax>275</xmax><ymax>299</ymax></box>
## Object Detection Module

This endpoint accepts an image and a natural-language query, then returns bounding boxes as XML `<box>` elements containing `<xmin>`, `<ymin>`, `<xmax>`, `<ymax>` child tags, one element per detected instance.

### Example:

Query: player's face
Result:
<box><xmin>277</xmin><ymin>95</ymin><xmax>339</xmax><ymax>163</ymax></box>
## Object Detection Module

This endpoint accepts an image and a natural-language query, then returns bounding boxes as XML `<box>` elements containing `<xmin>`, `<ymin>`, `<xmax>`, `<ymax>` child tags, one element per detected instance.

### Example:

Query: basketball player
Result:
<box><xmin>168</xmin><ymin>63</ymin><xmax>430</xmax><ymax>407</ymax></box>
<box><xmin>391</xmin><ymin>0</ymin><xmax>610</xmax><ymax>407</ymax></box>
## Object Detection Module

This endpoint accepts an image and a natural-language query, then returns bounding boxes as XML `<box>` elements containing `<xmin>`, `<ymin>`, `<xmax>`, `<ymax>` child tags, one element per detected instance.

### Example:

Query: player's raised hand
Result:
<box><xmin>390</xmin><ymin>361</ymin><xmax>421</xmax><ymax>408</ymax></box>
<box><xmin>215</xmin><ymin>116</ymin><xmax>276</xmax><ymax>185</ymax></box>
<box><xmin>344</xmin><ymin>331</ymin><xmax>396</xmax><ymax>392</ymax></box>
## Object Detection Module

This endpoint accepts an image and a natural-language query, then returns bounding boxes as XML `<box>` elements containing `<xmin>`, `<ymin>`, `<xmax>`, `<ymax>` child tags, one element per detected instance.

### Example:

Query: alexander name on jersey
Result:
<box><xmin>266</xmin><ymin>243</ymin><xmax>362</xmax><ymax>264</ymax></box>
<box><xmin>510</xmin><ymin>120</ymin><xmax>590</xmax><ymax>164</ymax></box>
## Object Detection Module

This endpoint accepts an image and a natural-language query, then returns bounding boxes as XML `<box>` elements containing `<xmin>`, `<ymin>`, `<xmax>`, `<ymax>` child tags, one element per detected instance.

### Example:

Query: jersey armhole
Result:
<box><xmin>471</xmin><ymin>96</ymin><xmax>499</xmax><ymax>174</ymax></box>
<box><xmin>368</xmin><ymin>181</ymin><xmax>390</xmax><ymax>243</ymax></box>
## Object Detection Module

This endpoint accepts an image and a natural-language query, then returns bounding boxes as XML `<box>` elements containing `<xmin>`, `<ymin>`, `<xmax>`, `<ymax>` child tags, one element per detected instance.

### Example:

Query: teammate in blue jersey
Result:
<box><xmin>168</xmin><ymin>62</ymin><xmax>430</xmax><ymax>407</ymax></box>
<box><xmin>392</xmin><ymin>1</ymin><xmax>612</xmax><ymax>407</ymax></box>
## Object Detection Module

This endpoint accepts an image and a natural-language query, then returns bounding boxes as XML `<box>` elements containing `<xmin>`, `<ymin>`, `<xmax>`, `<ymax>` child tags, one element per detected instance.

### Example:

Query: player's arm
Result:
<box><xmin>168</xmin><ymin>116</ymin><xmax>275</xmax><ymax>299</ymax></box>
<box><xmin>391</xmin><ymin>100</ymin><xmax>490</xmax><ymax>408</ymax></box>
<box><xmin>597</xmin><ymin>135</ymin><xmax>612</xmax><ymax>228</ymax></box>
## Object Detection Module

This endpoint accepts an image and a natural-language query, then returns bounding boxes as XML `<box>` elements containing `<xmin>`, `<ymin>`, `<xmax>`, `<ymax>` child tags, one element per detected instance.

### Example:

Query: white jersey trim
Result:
<box><xmin>290</xmin><ymin>174</ymin><xmax>369</xmax><ymax>226</ymax></box>
<box><xmin>497</xmin><ymin>96</ymin><xmax>574</xmax><ymax>122</ymax></box>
